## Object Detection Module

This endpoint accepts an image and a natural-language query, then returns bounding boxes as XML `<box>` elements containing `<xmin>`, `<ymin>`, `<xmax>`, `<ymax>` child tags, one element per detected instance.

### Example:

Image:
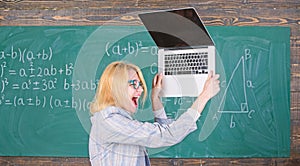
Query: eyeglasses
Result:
<box><xmin>128</xmin><ymin>79</ymin><xmax>143</xmax><ymax>90</ymax></box>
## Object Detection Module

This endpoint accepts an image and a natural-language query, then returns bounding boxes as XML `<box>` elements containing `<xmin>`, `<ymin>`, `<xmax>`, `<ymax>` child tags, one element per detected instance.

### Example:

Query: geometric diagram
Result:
<box><xmin>218</xmin><ymin>55</ymin><xmax>249</xmax><ymax>114</ymax></box>
<box><xmin>217</xmin><ymin>49</ymin><xmax>255</xmax><ymax>117</ymax></box>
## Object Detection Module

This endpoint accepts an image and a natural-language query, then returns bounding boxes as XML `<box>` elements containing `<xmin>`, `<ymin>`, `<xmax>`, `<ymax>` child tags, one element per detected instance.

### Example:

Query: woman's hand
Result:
<box><xmin>201</xmin><ymin>71</ymin><xmax>221</xmax><ymax>100</ymax></box>
<box><xmin>151</xmin><ymin>73</ymin><xmax>163</xmax><ymax>111</ymax></box>
<box><xmin>152</xmin><ymin>73</ymin><xmax>163</xmax><ymax>99</ymax></box>
<box><xmin>191</xmin><ymin>71</ymin><xmax>220</xmax><ymax>113</ymax></box>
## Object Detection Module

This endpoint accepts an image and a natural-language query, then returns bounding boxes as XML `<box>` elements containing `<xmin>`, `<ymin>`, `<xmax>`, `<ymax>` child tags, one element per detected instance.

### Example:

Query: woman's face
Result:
<box><xmin>127</xmin><ymin>69</ymin><xmax>144</xmax><ymax>113</ymax></box>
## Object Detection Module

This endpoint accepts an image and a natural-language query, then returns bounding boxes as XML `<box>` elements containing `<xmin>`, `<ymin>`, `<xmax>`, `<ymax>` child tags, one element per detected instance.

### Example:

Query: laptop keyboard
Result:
<box><xmin>164</xmin><ymin>52</ymin><xmax>208</xmax><ymax>75</ymax></box>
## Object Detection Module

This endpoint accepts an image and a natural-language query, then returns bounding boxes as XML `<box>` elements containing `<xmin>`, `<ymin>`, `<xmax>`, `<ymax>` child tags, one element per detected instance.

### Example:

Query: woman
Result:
<box><xmin>89</xmin><ymin>61</ymin><xmax>220</xmax><ymax>166</ymax></box>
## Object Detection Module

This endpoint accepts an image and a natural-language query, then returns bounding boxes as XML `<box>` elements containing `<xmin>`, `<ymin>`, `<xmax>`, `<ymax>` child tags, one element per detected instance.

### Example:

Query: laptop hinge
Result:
<box><xmin>163</xmin><ymin>45</ymin><xmax>211</xmax><ymax>51</ymax></box>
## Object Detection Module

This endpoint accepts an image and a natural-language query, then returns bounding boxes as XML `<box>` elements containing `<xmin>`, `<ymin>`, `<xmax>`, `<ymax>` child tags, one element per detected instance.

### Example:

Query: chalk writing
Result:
<box><xmin>105</xmin><ymin>41</ymin><xmax>158</xmax><ymax>57</ymax></box>
<box><xmin>0</xmin><ymin>94</ymin><xmax>90</xmax><ymax>112</ymax></box>
<box><xmin>0</xmin><ymin>46</ymin><xmax>53</xmax><ymax>63</ymax></box>
<box><xmin>0</xmin><ymin>45</ymin><xmax>95</xmax><ymax>112</ymax></box>
<box><xmin>217</xmin><ymin>48</ymin><xmax>257</xmax><ymax>128</ymax></box>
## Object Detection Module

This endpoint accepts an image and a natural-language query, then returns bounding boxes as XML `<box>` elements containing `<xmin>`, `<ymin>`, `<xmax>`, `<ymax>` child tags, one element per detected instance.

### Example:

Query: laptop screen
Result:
<box><xmin>139</xmin><ymin>8</ymin><xmax>214</xmax><ymax>48</ymax></box>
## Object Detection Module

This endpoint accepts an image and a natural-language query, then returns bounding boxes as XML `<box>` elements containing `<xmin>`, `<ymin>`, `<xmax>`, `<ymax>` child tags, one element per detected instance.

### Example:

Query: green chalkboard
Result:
<box><xmin>0</xmin><ymin>26</ymin><xmax>290</xmax><ymax>158</ymax></box>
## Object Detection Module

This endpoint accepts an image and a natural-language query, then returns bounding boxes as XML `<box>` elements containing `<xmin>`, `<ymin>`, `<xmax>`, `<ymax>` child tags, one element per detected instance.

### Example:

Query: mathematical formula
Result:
<box><xmin>105</xmin><ymin>41</ymin><xmax>158</xmax><ymax>57</ymax></box>
<box><xmin>0</xmin><ymin>94</ymin><xmax>90</xmax><ymax>112</ymax></box>
<box><xmin>0</xmin><ymin>46</ymin><xmax>53</xmax><ymax>63</ymax></box>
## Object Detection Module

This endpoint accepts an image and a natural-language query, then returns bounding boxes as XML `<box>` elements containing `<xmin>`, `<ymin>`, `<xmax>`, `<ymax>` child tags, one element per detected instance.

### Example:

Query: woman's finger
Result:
<box><xmin>157</xmin><ymin>73</ymin><xmax>163</xmax><ymax>86</ymax></box>
<box><xmin>152</xmin><ymin>74</ymin><xmax>158</xmax><ymax>87</ymax></box>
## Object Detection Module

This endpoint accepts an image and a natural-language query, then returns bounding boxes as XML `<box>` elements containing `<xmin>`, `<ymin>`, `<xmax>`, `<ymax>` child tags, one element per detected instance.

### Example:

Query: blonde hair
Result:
<box><xmin>90</xmin><ymin>61</ymin><xmax>147</xmax><ymax>115</ymax></box>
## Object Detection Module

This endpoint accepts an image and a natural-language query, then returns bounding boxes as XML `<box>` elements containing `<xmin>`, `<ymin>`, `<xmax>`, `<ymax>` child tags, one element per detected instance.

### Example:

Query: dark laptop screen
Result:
<box><xmin>139</xmin><ymin>8</ymin><xmax>214</xmax><ymax>48</ymax></box>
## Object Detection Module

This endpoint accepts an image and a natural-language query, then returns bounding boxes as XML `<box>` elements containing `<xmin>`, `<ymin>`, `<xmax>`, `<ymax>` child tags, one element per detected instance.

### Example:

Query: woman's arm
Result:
<box><xmin>91</xmin><ymin>106</ymin><xmax>199</xmax><ymax>148</ymax></box>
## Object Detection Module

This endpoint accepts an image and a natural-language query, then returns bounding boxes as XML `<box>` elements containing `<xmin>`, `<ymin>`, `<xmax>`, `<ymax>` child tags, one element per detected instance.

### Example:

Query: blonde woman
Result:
<box><xmin>89</xmin><ymin>61</ymin><xmax>220</xmax><ymax>166</ymax></box>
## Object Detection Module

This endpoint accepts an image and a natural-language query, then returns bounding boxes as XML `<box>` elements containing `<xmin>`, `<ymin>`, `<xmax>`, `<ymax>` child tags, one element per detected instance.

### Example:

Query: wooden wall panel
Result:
<box><xmin>0</xmin><ymin>0</ymin><xmax>299</xmax><ymax>165</ymax></box>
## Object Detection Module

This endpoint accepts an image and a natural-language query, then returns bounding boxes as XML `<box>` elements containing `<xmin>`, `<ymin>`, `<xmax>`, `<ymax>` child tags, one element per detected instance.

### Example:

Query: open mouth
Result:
<box><xmin>132</xmin><ymin>97</ymin><xmax>139</xmax><ymax>108</ymax></box>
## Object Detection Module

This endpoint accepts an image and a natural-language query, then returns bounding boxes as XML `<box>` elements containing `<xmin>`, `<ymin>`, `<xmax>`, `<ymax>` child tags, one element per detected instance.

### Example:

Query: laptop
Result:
<box><xmin>138</xmin><ymin>7</ymin><xmax>215</xmax><ymax>97</ymax></box>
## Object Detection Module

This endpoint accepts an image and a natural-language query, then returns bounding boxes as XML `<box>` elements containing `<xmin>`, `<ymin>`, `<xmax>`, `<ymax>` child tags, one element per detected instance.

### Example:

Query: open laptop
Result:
<box><xmin>139</xmin><ymin>7</ymin><xmax>215</xmax><ymax>97</ymax></box>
